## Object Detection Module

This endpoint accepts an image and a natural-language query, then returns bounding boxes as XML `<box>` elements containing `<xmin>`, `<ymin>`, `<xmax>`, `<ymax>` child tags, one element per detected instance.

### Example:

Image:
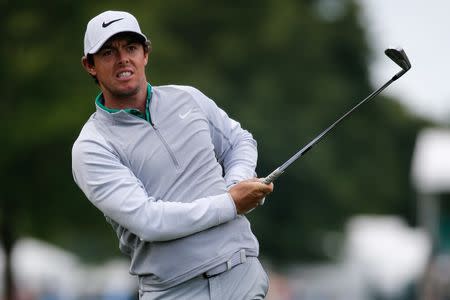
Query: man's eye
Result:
<box><xmin>128</xmin><ymin>45</ymin><xmax>137</xmax><ymax>52</ymax></box>
<box><xmin>102</xmin><ymin>49</ymin><xmax>112</xmax><ymax>56</ymax></box>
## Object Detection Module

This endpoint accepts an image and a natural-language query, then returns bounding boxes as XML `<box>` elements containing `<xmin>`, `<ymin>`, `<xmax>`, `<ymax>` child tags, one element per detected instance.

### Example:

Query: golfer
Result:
<box><xmin>72</xmin><ymin>10</ymin><xmax>273</xmax><ymax>299</ymax></box>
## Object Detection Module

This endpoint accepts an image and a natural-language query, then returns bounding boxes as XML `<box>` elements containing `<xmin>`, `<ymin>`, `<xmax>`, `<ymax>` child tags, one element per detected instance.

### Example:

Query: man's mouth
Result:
<box><xmin>117</xmin><ymin>71</ymin><xmax>133</xmax><ymax>79</ymax></box>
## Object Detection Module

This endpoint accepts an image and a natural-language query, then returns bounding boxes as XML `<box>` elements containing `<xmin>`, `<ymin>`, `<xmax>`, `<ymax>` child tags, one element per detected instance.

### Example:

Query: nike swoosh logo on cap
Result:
<box><xmin>102</xmin><ymin>18</ymin><xmax>124</xmax><ymax>28</ymax></box>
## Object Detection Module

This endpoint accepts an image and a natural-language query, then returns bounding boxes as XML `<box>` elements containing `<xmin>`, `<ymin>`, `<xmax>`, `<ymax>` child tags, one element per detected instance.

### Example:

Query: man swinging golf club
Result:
<box><xmin>72</xmin><ymin>10</ymin><xmax>273</xmax><ymax>300</ymax></box>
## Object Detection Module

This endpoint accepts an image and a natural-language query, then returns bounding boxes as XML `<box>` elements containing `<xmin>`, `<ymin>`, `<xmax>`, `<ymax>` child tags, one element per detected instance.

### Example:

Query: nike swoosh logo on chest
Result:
<box><xmin>179</xmin><ymin>108</ymin><xmax>193</xmax><ymax>119</ymax></box>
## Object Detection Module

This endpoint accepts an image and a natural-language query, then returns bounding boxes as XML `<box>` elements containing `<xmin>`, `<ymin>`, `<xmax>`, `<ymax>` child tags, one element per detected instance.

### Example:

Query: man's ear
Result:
<box><xmin>144</xmin><ymin>51</ymin><xmax>149</xmax><ymax>66</ymax></box>
<box><xmin>81</xmin><ymin>56</ymin><xmax>97</xmax><ymax>76</ymax></box>
<box><xmin>143</xmin><ymin>41</ymin><xmax>151</xmax><ymax>67</ymax></box>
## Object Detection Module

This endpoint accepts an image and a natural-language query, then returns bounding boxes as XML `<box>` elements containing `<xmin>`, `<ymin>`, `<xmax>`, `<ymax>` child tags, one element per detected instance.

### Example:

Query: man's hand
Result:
<box><xmin>229</xmin><ymin>179</ymin><xmax>274</xmax><ymax>214</ymax></box>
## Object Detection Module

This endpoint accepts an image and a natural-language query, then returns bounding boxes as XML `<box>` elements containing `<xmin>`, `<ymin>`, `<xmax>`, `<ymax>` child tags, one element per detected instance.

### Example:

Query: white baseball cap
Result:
<box><xmin>83</xmin><ymin>10</ymin><xmax>148</xmax><ymax>55</ymax></box>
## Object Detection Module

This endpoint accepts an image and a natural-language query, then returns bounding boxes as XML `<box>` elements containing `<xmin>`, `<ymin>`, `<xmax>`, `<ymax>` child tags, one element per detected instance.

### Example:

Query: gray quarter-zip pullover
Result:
<box><xmin>72</xmin><ymin>84</ymin><xmax>260</xmax><ymax>290</ymax></box>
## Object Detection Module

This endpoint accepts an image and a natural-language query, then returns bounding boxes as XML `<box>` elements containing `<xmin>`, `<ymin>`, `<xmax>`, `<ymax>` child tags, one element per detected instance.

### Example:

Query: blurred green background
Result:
<box><xmin>1</xmin><ymin>0</ymin><xmax>432</xmax><ymax>298</ymax></box>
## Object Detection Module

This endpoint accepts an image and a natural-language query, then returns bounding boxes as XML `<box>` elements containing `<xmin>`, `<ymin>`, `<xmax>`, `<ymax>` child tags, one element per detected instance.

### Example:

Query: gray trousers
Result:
<box><xmin>139</xmin><ymin>257</ymin><xmax>269</xmax><ymax>300</ymax></box>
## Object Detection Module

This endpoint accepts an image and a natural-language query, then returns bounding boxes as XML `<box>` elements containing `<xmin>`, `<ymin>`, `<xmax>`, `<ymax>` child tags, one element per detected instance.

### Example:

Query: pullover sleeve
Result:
<box><xmin>185</xmin><ymin>87</ymin><xmax>258</xmax><ymax>187</ymax></box>
<box><xmin>71</xmin><ymin>134</ymin><xmax>237</xmax><ymax>242</ymax></box>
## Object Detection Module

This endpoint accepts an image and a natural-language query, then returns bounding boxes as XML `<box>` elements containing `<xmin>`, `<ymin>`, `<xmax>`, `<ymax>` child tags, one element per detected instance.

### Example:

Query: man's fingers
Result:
<box><xmin>228</xmin><ymin>180</ymin><xmax>274</xmax><ymax>212</ymax></box>
<box><xmin>257</xmin><ymin>181</ymin><xmax>273</xmax><ymax>193</ymax></box>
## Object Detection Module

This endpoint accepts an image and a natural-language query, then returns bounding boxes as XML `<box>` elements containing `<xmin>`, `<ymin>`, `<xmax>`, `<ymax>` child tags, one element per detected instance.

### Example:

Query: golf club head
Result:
<box><xmin>385</xmin><ymin>47</ymin><xmax>411</xmax><ymax>71</ymax></box>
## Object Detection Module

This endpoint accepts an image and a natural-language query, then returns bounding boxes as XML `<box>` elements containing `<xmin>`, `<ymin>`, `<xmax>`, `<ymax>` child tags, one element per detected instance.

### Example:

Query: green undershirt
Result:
<box><xmin>95</xmin><ymin>83</ymin><xmax>153</xmax><ymax>123</ymax></box>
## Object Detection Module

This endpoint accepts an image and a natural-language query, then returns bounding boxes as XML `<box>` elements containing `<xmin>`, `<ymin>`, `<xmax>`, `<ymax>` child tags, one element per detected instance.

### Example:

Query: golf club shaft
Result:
<box><xmin>261</xmin><ymin>68</ymin><xmax>407</xmax><ymax>184</ymax></box>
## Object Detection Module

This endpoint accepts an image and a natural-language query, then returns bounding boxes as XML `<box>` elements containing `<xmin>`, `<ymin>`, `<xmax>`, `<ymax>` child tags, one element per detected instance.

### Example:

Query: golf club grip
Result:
<box><xmin>261</xmin><ymin>168</ymin><xmax>284</xmax><ymax>184</ymax></box>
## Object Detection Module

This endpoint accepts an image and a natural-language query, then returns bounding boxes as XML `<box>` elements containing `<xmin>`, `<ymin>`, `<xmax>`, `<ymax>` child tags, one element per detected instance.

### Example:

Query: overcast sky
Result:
<box><xmin>357</xmin><ymin>0</ymin><xmax>450</xmax><ymax>124</ymax></box>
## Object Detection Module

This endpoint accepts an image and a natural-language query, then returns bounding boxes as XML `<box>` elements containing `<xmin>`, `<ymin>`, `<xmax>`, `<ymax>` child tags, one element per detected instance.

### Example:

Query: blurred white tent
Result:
<box><xmin>0</xmin><ymin>238</ymin><xmax>136</xmax><ymax>299</ymax></box>
<box><xmin>277</xmin><ymin>215</ymin><xmax>430</xmax><ymax>300</ymax></box>
<box><xmin>12</xmin><ymin>238</ymin><xmax>82</xmax><ymax>298</ymax></box>
<box><xmin>345</xmin><ymin>215</ymin><xmax>431</xmax><ymax>298</ymax></box>
<box><xmin>411</xmin><ymin>128</ymin><xmax>450</xmax><ymax>248</ymax></box>
<box><xmin>412</xmin><ymin>128</ymin><xmax>450</xmax><ymax>194</ymax></box>
<box><xmin>411</xmin><ymin>127</ymin><xmax>450</xmax><ymax>299</ymax></box>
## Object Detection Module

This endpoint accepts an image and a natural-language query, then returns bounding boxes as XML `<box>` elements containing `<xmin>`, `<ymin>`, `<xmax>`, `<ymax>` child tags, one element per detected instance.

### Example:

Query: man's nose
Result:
<box><xmin>117</xmin><ymin>49</ymin><xmax>129</xmax><ymax>64</ymax></box>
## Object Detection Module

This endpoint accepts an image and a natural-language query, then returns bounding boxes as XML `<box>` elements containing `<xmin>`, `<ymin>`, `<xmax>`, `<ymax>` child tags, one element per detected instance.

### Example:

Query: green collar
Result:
<box><xmin>95</xmin><ymin>83</ymin><xmax>153</xmax><ymax>123</ymax></box>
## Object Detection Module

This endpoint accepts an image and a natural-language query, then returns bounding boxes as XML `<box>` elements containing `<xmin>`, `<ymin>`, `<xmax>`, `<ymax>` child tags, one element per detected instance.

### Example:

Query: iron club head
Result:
<box><xmin>385</xmin><ymin>47</ymin><xmax>411</xmax><ymax>71</ymax></box>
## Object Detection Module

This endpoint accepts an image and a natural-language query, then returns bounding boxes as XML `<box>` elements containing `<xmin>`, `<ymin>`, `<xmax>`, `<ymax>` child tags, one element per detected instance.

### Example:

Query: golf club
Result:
<box><xmin>261</xmin><ymin>47</ymin><xmax>411</xmax><ymax>185</ymax></box>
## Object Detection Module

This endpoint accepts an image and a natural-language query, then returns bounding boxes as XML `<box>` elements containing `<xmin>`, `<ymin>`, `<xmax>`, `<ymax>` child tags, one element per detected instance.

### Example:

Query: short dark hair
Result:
<box><xmin>85</xmin><ymin>32</ymin><xmax>151</xmax><ymax>84</ymax></box>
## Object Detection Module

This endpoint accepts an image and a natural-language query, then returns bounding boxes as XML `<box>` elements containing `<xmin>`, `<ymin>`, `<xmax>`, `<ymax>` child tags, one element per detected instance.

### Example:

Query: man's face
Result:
<box><xmin>83</xmin><ymin>34</ymin><xmax>148</xmax><ymax>99</ymax></box>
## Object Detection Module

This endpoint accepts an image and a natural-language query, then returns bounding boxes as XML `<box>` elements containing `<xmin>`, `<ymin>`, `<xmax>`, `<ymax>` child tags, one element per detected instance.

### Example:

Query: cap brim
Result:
<box><xmin>86</xmin><ymin>31</ymin><xmax>148</xmax><ymax>55</ymax></box>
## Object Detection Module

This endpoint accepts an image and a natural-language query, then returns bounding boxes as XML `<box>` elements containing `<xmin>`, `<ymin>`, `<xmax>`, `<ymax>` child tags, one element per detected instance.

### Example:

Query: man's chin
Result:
<box><xmin>117</xmin><ymin>88</ymin><xmax>139</xmax><ymax>98</ymax></box>
<box><xmin>111</xmin><ymin>84</ymin><xmax>140</xmax><ymax>99</ymax></box>
<box><xmin>99</xmin><ymin>79</ymin><xmax>145</xmax><ymax>100</ymax></box>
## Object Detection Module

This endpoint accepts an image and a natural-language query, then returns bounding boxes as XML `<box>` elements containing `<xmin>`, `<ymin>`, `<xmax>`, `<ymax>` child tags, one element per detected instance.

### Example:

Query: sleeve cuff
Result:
<box><xmin>209</xmin><ymin>193</ymin><xmax>237</xmax><ymax>223</ymax></box>
<box><xmin>225</xmin><ymin>168</ymin><xmax>256</xmax><ymax>187</ymax></box>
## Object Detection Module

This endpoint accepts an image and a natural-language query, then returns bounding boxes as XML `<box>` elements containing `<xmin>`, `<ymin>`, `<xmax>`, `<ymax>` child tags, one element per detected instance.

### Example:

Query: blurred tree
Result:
<box><xmin>135</xmin><ymin>0</ymin><xmax>430</xmax><ymax>262</ymax></box>
<box><xmin>1</xmin><ymin>0</ymin><xmax>430</xmax><ymax>296</ymax></box>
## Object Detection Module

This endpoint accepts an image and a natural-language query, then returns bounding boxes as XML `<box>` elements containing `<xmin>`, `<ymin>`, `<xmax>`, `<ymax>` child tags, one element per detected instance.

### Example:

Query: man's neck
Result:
<box><xmin>102</xmin><ymin>83</ymin><xmax>147</xmax><ymax>112</ymax></box>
